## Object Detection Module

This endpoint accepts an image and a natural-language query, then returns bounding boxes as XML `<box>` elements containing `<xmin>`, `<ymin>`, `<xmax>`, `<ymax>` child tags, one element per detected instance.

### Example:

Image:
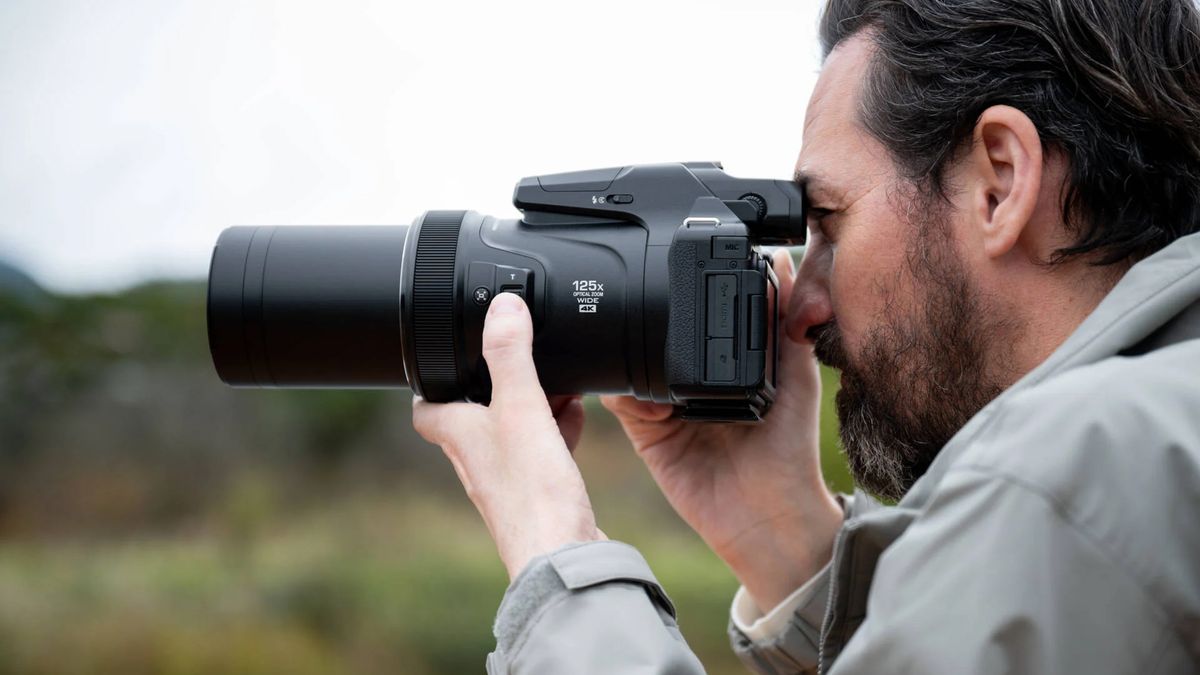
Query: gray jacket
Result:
<box><xmin>486</xmin><ymin>231</ymin><xmax>1200</xmax><ymax>674</ymax></box>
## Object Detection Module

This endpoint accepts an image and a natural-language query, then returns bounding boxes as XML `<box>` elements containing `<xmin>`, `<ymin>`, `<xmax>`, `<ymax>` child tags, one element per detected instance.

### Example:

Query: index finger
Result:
<box><xmin>412</xmin><ymin>395</ymin><xmax>484</xmax><ymax>446</ymax></box>
<box><xmin>599</xmin><ymin>395</ymin><xmax>675</xmax><ymax>422</ymax></box>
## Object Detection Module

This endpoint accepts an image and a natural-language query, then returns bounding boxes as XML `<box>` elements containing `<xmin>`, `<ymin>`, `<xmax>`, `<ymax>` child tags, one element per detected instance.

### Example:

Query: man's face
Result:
<box><xmin>788</xmin><ymin>35</ymin><xmax>1017</xmax><ymax>500</ymax></box>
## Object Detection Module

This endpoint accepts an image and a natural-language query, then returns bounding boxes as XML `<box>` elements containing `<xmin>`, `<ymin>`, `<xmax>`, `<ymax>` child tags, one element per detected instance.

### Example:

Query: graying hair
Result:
<box><xmin>820</xmin><ymin>0</ymin><xmax>1200</xmax><ymax>265</ymax></box>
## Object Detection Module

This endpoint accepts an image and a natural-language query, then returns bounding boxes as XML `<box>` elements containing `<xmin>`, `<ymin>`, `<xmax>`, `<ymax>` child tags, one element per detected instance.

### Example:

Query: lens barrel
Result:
<box><xmin>207</xmin><ymin>225</ymin><xmax>410</xmax><ymax>387</ymax></box>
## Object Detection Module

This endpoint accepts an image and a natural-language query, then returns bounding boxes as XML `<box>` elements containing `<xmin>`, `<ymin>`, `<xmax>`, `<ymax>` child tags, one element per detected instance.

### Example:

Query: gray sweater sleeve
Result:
<box><xmin>724</xmin><ymin>493</ymin><xmax>875</xmax><ymax>675</ymax></box>
<box><xmin>488</xmin><ymin>540</ymin><xmax>706</xmax><ymax>674</ymax></box>
<box><xmin>726</xmin><ymin>566</ymin><xmax>832</xmax><ymax>674</ymax></box>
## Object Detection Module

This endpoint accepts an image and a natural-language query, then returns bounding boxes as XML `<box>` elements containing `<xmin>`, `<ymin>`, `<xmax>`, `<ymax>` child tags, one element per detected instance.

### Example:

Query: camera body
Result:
<box><xmin>208</xmin><ymin>162</ymin><xmax>807</xmax><ymax>422</ymax></box>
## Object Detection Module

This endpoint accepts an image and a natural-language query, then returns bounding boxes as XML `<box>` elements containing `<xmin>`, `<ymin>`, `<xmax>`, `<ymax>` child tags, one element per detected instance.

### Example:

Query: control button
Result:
<box><xmin>748</xmin><ymin>294</ymin><xmax>766</xmax><ymax>350</ymax></box>
<box><xmin>473</xmin><ymin>286</ymin><xmax>492</xmax><ymax>305</ymax></box>
<box><xmin>496</xmin><ymin>265</ymin><xmax>528</xmax><ymax>287</ymax></box>
<box><xmin>495</xmin><ymin>265</ymin><xmax>533</xmax><ymax>302</ymax></box>
<box><xmin>468</xmin><ymin>262</ymin><xmax>496</xmax><ymax>305</ymax></box>
<box><xmin>608</xmin><ymin>193</ymin><xmax>634</xmax><ymax>204</ymax></box>
<box><xmin>712</xmin><ymin>236</ymin><xmax>749</xmax><ymax>259</ymax></box>
<box><xmin>706</xmin><ymin>274</ymin><xmax>737</xmax><ymax>338</ymax></box>
<box><xmin>706</xmin><ymin>338</ymin><xmax>736</xmax><ymax>382</ymax></box>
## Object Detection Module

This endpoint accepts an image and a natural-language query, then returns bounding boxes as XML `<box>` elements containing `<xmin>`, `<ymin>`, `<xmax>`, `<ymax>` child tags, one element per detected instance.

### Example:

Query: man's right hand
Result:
<box><xmin>601</xmin><ymin>249</ymin><xmax>843</xmax><ymax>613</ymax></box>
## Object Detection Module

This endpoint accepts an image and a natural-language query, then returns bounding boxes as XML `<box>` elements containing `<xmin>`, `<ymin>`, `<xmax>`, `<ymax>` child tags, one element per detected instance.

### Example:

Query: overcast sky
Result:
<box><xmin>0</xmin><ymin>0</ymin><xmax>823</xmax><ymax>292</ymax></box>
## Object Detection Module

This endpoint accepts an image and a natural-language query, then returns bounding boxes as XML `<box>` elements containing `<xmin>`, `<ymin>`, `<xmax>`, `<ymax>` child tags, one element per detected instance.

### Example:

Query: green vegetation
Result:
<box><xmin>0</xmin><ymin>278</ymin><xmax>851</xmax><ymax>674</ymax></box>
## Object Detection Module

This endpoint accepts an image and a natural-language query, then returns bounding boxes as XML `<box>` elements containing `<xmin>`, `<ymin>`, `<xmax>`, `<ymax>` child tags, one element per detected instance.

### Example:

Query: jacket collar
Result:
<box><xmin>901</xmin><ymin>230</ymin><xmax>1200</xmax><ymax>506</ymax></box>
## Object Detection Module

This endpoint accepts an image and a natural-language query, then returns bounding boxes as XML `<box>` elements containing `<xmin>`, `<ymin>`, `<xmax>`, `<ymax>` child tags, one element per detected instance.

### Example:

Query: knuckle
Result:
<box><xmin>411</xmin><ymin>405</ymin><xmax>430</xmax><ymax>430</ymax></box>
<box><xmin>599</xmin><ymin>395</ymin><xmax>631</xmax><ymax>414</ymax></box>
<box><xmin>413</xmin><ymin>402</ymin><xmax>479</xmax><ymax>446</ymax></box>
<box><xmin>411</xmin><ymin>415</ymin><xmax>440</xmax><ymax>443</ymax></box>
<box><xmin>491</xmin><ymin>395</ymin><xmax>544</xmax><ymax>422</ymax></box>
<box><xmin>482</xmin><ymin>325</ymin><xmax>526</xmax><ymax>358</ymax></box>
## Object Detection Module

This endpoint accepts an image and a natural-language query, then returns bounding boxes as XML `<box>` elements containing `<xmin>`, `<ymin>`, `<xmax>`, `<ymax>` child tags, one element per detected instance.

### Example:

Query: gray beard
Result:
<box><xmin>810</xmin><ymin>217</ymin><xmax>1014</xmax><ymax>501</ymax></box>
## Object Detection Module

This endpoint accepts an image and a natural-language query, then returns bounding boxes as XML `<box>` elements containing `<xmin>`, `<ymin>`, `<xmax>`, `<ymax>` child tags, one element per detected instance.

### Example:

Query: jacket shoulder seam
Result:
<box><xmin>948</xmin><ymin>464</ymin><xmax>1178</xmax><ymax>634</ymax></box>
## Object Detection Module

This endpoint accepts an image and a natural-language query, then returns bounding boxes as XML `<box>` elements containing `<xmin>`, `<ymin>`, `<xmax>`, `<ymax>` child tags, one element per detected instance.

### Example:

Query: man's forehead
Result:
<box><xmin>794</xmin><ymin>167</ymin><xmax>836</xmax><ymax>194</ymax></box>
<box><xmin>797</xmin><ymin>34</ymin><xmax>876</xmax><ymax>186</ymax></box>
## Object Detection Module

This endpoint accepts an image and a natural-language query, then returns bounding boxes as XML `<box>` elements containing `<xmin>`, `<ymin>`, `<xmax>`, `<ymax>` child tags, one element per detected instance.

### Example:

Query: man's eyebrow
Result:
<box><xmin>793</xmin><ymin>170</ymin><xmax>831</xmax><ymax>197</ymax></box>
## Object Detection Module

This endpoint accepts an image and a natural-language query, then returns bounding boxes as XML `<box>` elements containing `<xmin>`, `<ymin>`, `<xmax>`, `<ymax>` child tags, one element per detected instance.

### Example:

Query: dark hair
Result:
<box><xmin>820</xmin><ymin>0</ymin><xmax>1200</xmax><ymax>265</ymax></box>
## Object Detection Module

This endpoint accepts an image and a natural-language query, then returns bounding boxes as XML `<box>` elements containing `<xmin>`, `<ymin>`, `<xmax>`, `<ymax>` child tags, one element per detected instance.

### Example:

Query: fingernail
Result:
<box><xmin>490</xmin><ymin>291</ymin><xmax>525</xmax><ymax>315</ymax></box>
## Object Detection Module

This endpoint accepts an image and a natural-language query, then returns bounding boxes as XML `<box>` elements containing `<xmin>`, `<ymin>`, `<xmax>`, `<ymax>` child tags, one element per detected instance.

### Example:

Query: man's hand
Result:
<box><xmin>602</xmin><ymin>249</ymin><xmax>843</xmax><ymax>612</ymax></box>
<box><xmin>413</xmin><ymin>292</ymin><xmax>605</xmax><ymax>581</ymax></box>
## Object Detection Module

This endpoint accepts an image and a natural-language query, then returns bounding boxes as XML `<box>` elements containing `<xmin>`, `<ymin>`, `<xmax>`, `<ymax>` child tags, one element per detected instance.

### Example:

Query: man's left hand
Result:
<box><xmin>412</xmin><ymin>291</ymin><xmax>606</xmax><ymax>580</ymax></box>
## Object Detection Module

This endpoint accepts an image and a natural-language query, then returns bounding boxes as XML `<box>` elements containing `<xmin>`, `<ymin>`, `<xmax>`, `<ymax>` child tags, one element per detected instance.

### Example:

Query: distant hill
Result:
<box><xmin>0</xmin><ymin>259</ymin><xmax>46</xmax><ymax>302</ymax></box>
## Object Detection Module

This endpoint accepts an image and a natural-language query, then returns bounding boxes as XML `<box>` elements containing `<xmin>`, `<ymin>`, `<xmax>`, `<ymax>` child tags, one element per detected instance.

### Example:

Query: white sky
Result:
<box><xmin>0</xmin><ymin>0</ymin><xmax>824</xmax><ymax>292</ymax></box>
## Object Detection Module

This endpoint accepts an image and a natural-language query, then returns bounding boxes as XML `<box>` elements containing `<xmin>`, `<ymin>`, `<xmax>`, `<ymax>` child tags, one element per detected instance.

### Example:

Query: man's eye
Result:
<box><xmin>807</xmin><ymin>207</ymin><xmax>839</xmax><ymax>244</ymax></box>
<box><xmin>807</xmin><ymin>207</ymin><xmax>835</xmax><ymax>230</ymax></box>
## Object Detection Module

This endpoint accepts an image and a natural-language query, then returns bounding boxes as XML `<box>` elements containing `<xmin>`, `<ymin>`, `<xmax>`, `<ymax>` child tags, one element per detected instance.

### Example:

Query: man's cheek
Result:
<box><xmin>828</xmin><ymin>251</ymin><xmax>879</xmax><ymax>343</ymax></box>
<box><xmin>833</xmin><ymin>236</ymin><xmax>911</xmax><ymax>337</ymax></box>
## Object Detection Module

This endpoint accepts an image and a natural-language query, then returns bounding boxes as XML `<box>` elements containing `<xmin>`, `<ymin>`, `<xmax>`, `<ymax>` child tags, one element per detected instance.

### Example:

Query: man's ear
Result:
<box><xmin>968</xmin><ymin>105</ymin><xmax>1043</xmax><ymax>259</ymax></box>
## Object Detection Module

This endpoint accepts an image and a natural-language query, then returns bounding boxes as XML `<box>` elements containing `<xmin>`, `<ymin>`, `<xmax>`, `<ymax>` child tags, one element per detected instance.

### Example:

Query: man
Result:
<box><xmin>413</xmin><ymin>0</ymin><xmax>1200</xmax><ymax>672</ymax></box>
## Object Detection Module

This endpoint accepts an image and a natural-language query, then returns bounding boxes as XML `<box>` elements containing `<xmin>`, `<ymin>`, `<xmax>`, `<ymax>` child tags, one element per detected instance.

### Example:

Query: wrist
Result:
<box><xmin>496</xmin><ymin>511</ymin><xmax>607</xmax><ymax>581</ymax></box>
<box><xmin>501</xmin><ymin>531</ymin><xmax>607</xmax><ymax>581</ymax></box>
<box><xmin>719</xmin><ymin>488</ymin><xmax>842</xmax><ymax>611</ymax></box>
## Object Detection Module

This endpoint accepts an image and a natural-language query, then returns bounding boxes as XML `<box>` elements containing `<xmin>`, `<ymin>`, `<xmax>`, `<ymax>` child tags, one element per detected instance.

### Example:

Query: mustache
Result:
<box><xmin>808</xmin><ymin>321</ymin><xmax>851</xmax><ymax>371</ymax></box>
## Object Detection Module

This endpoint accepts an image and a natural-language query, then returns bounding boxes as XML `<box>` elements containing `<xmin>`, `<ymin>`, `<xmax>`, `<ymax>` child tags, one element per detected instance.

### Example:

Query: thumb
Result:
<box><xmin>482</xmin><ymin>292</ymin><xmax>546</xmax><ymax>409</ymax></box>
<box><xmin>771</xmin><ymin>247</ymin><xmax>798</xmax><ymax>310</ymax></box>
<box><xmin>771</xmin><ymin>328</ymin><xmax>822</xmax><ymax>425</ymax></box>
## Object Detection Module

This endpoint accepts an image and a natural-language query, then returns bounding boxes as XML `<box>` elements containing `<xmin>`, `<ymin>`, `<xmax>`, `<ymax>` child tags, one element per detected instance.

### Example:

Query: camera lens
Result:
<box><xmin>208</xmin><ymin>224</ymin><xmax>411</xmax><ymax>387</ymax></box>
<box><xmin>207</xmin><ymin>207</ymin><xmax>639</xmax><ymax>402</ymax></box>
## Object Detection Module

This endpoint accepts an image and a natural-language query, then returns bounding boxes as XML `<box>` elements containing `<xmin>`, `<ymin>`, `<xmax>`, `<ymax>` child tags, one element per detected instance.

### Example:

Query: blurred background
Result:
<box><xmin>0</xmin><ymin>1</ymin><xmax>849</xmax><ymax>673</ymax></box>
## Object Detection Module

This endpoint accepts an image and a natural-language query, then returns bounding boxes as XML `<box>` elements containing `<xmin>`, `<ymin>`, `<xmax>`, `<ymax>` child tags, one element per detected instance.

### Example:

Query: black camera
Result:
<box><xmin>207</xmin><ymin>162</ymin><xmax>807</xmax><ymax>421</ymax></box>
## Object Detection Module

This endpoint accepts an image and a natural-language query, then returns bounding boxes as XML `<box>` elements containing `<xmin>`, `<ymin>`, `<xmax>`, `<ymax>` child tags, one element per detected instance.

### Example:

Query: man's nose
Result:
<box><xmin>786</xmin><ymin>243</ymin><xmax>833</xmax><ymax>343</ymax></box>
